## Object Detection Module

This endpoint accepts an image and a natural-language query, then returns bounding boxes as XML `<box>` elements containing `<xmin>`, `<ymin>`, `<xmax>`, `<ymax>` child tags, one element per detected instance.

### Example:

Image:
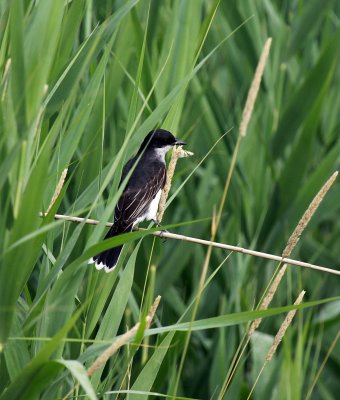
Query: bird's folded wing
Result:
<box><xmin>114</xmin><ymin>169</ymin><xmax>166</xmax><ymax>229</ymax></box>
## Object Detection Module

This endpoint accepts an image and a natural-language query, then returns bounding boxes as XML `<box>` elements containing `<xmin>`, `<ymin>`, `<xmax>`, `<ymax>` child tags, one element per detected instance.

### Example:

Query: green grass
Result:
<box><xmin>0</xmin><ymin>1</ymin><xmax>339</xmax><ymax>399</ymax></box>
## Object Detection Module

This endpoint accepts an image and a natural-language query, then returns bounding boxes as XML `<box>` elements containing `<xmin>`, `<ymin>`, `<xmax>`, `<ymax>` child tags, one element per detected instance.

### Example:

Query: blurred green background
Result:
<box><xmin>0</xmin><ymin>0</ymin><xmax>339</xmax><ymax>399</ymax></box>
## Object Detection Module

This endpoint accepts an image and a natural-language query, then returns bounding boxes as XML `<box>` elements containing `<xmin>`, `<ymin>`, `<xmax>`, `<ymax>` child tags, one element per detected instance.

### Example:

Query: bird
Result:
<box><xmin>89</xmin><ymin>128</ymin><xmax>186</xmax><ymax>272</ymax></box>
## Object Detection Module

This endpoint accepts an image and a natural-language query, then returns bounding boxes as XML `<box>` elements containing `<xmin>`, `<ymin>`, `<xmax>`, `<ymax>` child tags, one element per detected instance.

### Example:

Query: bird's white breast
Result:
<box><xmin>133</xmin><ymin>189</ymin><xmax>162</xmax><ymax>226</ymax></box>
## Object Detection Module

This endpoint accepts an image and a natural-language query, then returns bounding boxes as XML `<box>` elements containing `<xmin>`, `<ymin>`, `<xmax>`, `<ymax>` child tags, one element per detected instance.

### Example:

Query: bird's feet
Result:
<box><xmin>152</xmin><ymin>219</ymin><xmax>168</xmax><ymax>243</ymax></box>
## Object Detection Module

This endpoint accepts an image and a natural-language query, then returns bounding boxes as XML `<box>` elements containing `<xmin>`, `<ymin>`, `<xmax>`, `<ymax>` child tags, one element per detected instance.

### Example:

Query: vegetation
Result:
<box><xmin>0</xmin><ymin>0</ymin><xmax>339</xmax><ymax>399</ymax></box>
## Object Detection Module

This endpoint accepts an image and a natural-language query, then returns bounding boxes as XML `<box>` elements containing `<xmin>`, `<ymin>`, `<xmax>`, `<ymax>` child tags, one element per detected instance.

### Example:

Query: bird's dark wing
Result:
<box><xmin>114</xmin><ymin>165</ymin><xmax>166</xmax><ymax>230</ymax></box>
<box><xmin>118</xmin><ymin>158</ymin><xmax>135</xmax><ymax>187</ymax></box>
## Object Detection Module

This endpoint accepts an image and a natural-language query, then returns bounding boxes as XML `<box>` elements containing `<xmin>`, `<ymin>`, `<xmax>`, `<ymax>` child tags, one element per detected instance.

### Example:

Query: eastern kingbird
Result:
<box><xmin>89</xmin><ymin>129</ymin><xmax>186</xmax><ymax>272</ymax></box>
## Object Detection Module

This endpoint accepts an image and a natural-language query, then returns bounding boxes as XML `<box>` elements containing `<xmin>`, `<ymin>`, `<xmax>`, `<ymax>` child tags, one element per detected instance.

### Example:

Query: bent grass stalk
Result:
<box><xmin>39</xmin><ymin>212</ymin><xmax>340</xmax><ymax>275</ymax></box>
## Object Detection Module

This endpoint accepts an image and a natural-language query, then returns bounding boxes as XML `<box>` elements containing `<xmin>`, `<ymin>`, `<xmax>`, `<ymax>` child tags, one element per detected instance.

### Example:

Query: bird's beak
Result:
<box><xmin>174</xmin><ymin>139</ymin><xmax>186</xmax><ymax>146</ymax></box>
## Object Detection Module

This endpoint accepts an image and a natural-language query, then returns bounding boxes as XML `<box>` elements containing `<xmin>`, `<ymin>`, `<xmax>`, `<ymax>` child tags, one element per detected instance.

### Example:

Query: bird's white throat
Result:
<box><xmin>154</xmin><ymin>145</ymin><xmax>172</xmax><ymax>161</ymax></box>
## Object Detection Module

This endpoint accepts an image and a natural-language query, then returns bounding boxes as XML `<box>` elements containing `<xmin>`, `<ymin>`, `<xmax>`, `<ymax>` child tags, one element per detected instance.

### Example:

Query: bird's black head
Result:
<box><xmin>139</xmin><ymin>129</ymin><xmax>186</xmax><ymax>152</ymax></box>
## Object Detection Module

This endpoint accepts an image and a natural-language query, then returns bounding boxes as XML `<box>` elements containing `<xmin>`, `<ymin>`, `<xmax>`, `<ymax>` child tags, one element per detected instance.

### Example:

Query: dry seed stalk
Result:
<box><xmin>246</xmin><ymin>291</ymin><xmax>306</xmax><ymax>400</ymax></box>
<box><xmin>248</xmin><ymin>264</ymin><xmax>287</xmax><ymax>336</ymax></box>
<box><xmin>86</xmin><ymin>296</ymin><xmax>160</xmax><ymax>377</ymax></box>
<box><xmin>46</xmin><ymin>168</ymin><xmax>68</xmax><ymax>213</ymax></box>
<box><xmin>266</xmin><ymin>290</ymin><xmax>305</xmax><ymax>361</ymax></box>
<box><xmin>282</xmin><ymin>171</ymin><xmax>338</xmax><ymax>258</ymax></box>
<box><xmin>157</xmin><ymin>146</ymin><xmax>193</xmax><ymax>223</ymax></box>
<box><xmin>248</xmin><ymin>171</ymin><xmax>338</xmax><ymax>336</ymax></box>
<box><xmin>87</xmin><ymin>322</ymin><xmax>141</xmax><ymax>377</ymax></box>
<box><xmin>147</xmin><ymin>295</ymin><xmax>161</xmax><ymax>323</ymax></box>
<box><xmin>216</xmin><ymin>38</ymin><xmax>272</xmax><ymax>235</ymax></box>
<box><xmin>239</xmin><ymin>38</ymin><xmax>272</xmax><ymax>137</ymax></box>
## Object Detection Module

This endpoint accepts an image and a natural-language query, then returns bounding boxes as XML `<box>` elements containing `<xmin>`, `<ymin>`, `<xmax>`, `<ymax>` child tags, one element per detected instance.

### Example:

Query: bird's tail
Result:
<box><xmin>89</xmin><ymin>224</ymin><xmax>132</xmax><ymax>272</ymax></box>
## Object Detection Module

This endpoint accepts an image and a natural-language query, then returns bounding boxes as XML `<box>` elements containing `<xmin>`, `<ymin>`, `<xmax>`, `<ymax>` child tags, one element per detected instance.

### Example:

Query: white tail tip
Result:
<box><xmin>88</xmin><ymin>258</ymin><xmax>116</xmax><ymax>272</ymax></box>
